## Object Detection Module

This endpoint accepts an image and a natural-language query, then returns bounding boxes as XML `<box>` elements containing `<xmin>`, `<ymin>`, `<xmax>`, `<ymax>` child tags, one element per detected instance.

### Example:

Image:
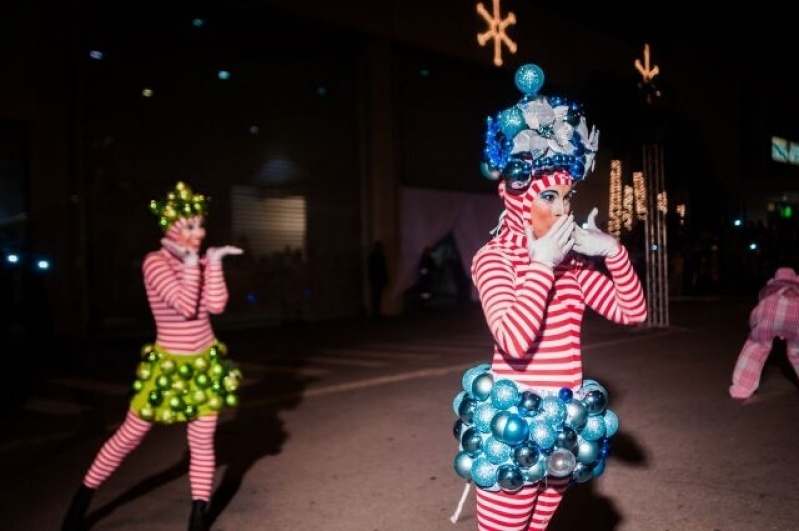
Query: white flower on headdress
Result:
<box><xmin>577</xmin><ymin>116</ymin><xmax>600</xmax><ymax>172</ymax></box>
<box><xmin>512</xmin><ymin>98</ymin><xmax>574</xmax><ymax>157</ymax></box>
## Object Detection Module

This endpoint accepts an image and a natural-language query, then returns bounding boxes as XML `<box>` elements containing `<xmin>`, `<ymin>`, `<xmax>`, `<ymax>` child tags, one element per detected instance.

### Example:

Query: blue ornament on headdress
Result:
<box><xmin>515</xmin><ymin>64</ymin><xmax>545</xmax><ymax>98</ymax></box>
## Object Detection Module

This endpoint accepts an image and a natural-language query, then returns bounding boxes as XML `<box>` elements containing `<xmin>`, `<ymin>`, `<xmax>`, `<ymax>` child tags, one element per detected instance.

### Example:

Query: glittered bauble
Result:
<box><xmin>580</xmin><ymin>415</ymin><xmax>606</xmax><ymax>441</ymax></box>
<box><xmin>603</xmin><ymin>409</ymin><xmax>619</xmax><ymax>437</ymax></box>
<box><xmin>514</xmin><ymin>64</ymin><xmax>545</xmax><ymax>97</ymax></box>
<box><xmin>461</xmin><ymin>427</ymin><xmax>484</xmax><ymax>456</ymax></box>
<box><xmin>454</xmin><ymin>451</ymin><xmax>475</xmax><ymax>479</ymax></box>
<box><xmin>484</xmin><ymin>436</ymin><xmax>512</xmax><ymax>465</ymax></box>
<box><xmin>529</xmin><ymin>419</ymin><xmax>557</xmax><ymax>450</ymax></box>
<box><xmin>473</xmin><ymin>402</ymin><xmax>499</xmax><ymax>434</ymax></box>
<box><xmin>497</xmin><ymin>464</ymin><xmax>525</xmax><ymax>492</ymax></box>
<box><xmin>546</xmin><ymin>449</ymin><xmax>577</xmax><ymax>478</ymax></box>
<box><xmin>471</xmin><ymin>456</ymin><xmax>499</xmax><ymax>489</ymax></box>
<box><xmin>489</xmin><ymin>379</ymin><xmax>520</xmax><ymax>410</ymax></box>
<box><xmin>461</xmin><ymin>364</ymin><xmax>491</xmax><ymax>393</ymax></box>
<box><xmin>540</xmin><ymin>395</ymin><xmax>568</xmax><ymax>426</ymax></box>
<box><xmin>497</xmin><ymin>106</ymin><xmax>526</xmax><ymax>139</ymax></box>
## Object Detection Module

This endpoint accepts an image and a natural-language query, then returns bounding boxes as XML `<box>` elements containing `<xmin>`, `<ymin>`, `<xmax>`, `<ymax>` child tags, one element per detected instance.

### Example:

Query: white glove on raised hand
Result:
<box><xmin>161</xmin><ymin>238</ymin><xmax>199</xmax><ymax>266</ymax></box>
<box><xmin>206</xmin><ymin>245</ymin><xmax>244</xmax><ymax>262</ymax></box>
<box><xmin>573</xmin><ymin>207</ymin><xmax>619</xmax><ymax>258</ymax></box>
<box><xmin>525</xmin><ymin>214</ymin><xmax>575</xmax><ymax>269</ymax></box>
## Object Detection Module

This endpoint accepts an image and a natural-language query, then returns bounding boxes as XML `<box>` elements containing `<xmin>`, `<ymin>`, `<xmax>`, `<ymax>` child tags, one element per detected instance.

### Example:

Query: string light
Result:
<box><xmin>622</xmin><ymin>185</ymin><xmax>634</xmax><ymax>232</ymax></box>
<box><xmin>633</xmin><ymin>171</ymin><xmax>647</xmax><ymax>220</ymax></box>
<box><xmin>476</xmin><ymin>0</ymin><xmax>517</xmax><ymax>67</ymax></box>
<box><xmin>657</xmin><ymin>191</ymin><xmax>668</xmax><ymax>214</ymax></box>
<box><xmin>675</xmin><ymin>203</ymin><xmax>686</xmax><ymax>226</ymax></box>
<box><xmin>608</xmin><ymin>160</ymin><xmax>622</xmax><ymax>239</ymax></box>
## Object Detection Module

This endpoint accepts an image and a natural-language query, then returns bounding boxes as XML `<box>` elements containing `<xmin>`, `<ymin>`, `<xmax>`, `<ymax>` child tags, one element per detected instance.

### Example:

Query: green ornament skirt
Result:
<box><xmin>129</xmin><ymin>341</ymin><xmax>242</xmax><ymax>424</ymax></box>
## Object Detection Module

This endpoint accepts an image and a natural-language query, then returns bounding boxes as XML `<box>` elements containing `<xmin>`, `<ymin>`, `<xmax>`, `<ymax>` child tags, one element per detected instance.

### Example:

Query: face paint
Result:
<box><xmin>175</xmin><ymin>216</ymin><xmax>206</xmax><ymax>252</ymax></box>
<box><xmin>529</xmin><ymin>184</ymin><xmax>573</xmax><ymax>239</ymax></box>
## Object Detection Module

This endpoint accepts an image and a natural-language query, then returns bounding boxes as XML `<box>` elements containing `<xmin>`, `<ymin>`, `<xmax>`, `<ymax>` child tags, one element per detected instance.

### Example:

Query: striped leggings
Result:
<box><xmin>83</xmin><ymin>409</ymin><xmax>218</xmax><ymax>501</ymax></box>
<box><xmin>476</xmin><ymin>478</ymin><xmax>569</xmax><ymax>531</ymax></box>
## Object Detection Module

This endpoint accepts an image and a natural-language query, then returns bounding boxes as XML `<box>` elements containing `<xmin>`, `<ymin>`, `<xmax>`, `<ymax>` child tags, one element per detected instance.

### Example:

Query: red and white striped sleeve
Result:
<box><xmin>202</xmin><ymin>259</ymin><xmax>229</xmax><ymax>315</ymax></box>
<box><xmin>471</xmin><ymin>244</ymin><xmax>555</xmax><ymax>358</ymax></box>
<box><xmin>143</xmin><ymin>252</ymin><xmax>202</xmax><ymax>319</ymax></box>
<box><xmin>575</xmin><ymin>245</ymin><xmax>647</xmax><ymax>324</ymax></box>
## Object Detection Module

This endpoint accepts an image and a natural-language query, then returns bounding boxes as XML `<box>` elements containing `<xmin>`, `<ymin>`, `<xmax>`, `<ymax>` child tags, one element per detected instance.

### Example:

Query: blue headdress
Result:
<box><xmin>480</xmin><ymin>64</ymin><xmax>600</xmax><ymax>194</ymax></box>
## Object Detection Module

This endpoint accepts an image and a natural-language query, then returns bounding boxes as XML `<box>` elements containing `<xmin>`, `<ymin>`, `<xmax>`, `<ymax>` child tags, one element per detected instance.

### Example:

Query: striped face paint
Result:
<box><xmin>165</xmin><ymin>215</ymin><xmax>206</xmax><ymax>252</ymax></box>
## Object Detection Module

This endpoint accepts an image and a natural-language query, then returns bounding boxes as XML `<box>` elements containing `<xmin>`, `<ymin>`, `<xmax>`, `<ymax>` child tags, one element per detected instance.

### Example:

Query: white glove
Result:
<box><xmin>206</xmin><ymin>245</ymin><xmax>244</xmax><ymax>262</ymax></box>
<box><xmin>161</xmin><ymin>238</ymin><xmax>199</xmax><ymax>266</ymax></box>
<box><xmin>525</xmin><ymin>214</ymin><xmax>575</xmax><ymax>269</ymax></box>
<box><xmin>573</xmin><ymin>207</ymin><xmax>619</xmax><ymax>258</ymax></box>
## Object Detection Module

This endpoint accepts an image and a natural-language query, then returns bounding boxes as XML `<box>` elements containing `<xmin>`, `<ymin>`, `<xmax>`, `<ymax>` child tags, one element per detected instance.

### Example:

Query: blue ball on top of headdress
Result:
<box><xmin>481</xmin><ymin>63</ymin><xmax>600</xmax><ymax>189</ymax></box>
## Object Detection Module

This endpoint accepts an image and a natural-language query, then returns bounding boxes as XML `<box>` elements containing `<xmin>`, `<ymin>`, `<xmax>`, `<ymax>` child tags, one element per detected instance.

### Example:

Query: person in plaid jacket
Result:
<box><xmin>729</xmin><ymin>266</ymin><xmax>799</xmax><ymax>400</ymax></box>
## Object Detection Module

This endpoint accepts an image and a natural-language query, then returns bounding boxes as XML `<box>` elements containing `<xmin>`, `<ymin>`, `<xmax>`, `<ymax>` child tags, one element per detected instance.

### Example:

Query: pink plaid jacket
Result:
<box><xmin>749</xmin><ymin>268</ymin><xmax>799</xmax><ymax>343</ymax></box>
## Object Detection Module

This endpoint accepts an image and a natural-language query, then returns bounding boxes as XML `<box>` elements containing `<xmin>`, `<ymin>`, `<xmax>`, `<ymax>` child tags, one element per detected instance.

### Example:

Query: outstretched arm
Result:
<box><xmin>576</xmin><ymin>246</ymin><xmax>647</xmax><ymax>324</ymax></box>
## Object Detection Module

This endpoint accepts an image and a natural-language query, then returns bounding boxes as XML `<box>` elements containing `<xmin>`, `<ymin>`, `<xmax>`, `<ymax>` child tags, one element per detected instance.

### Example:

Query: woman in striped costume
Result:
<box><xmin>61</xmin><ymin>182</ymin><xmax>243</xmax><ymax>531</ymax></box>
<box><xmin>460</xmin><ymin>64</ymin><xmax>647</xmax><ymax>530</ymax></box>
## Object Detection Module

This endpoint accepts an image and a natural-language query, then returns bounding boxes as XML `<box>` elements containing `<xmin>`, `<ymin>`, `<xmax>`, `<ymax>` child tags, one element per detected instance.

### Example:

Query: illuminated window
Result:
<box><xmin>231</xmin><ymin>186</ymin><xmax>306</xmax><ymax>259</ymax></box>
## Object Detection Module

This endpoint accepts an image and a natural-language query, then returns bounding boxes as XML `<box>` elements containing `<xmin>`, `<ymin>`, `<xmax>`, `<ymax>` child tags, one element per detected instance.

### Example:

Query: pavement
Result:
<box><xmin>3</xmin><ymin>297</ymin><xmax>799</xmax><ymax>531</ymax></box>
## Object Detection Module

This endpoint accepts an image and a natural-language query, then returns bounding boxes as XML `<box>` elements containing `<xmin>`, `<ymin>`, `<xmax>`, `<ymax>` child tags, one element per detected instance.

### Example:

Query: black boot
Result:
<box><xmin>61</xmin><ymin>484</ymin><xmax>95</xmax><ymax>531</ymax></box>
<box><xmin>188</xmin><ymin>499</ymin><xmax>209</xmax><ymax>531</ymax></box>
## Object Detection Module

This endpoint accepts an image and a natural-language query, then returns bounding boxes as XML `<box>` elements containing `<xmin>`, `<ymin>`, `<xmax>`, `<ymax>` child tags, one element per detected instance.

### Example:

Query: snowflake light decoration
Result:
<box><xmin>476</xmin><ymin>0</ymin><xmax>517</xmax><ymax>67</ymax></box>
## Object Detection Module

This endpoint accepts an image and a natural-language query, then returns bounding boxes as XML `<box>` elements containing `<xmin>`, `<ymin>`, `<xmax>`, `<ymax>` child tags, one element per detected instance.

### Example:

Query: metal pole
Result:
<box><xmin>643</xmin><ymin>143</ymin><xmax>669</xmax><ymax>328</ymax></box>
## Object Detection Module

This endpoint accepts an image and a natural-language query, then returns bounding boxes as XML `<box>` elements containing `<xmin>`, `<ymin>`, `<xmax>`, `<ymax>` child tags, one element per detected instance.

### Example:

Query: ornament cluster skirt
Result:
<box><xmin>129</xmin><ymin>341</ymin><xmax>242</xmax><ymax>424</ymax></box>
<box><xmin>451</xmin><ymin>363</ymin><xmax>618</xmax><ymax>492</ymax></box>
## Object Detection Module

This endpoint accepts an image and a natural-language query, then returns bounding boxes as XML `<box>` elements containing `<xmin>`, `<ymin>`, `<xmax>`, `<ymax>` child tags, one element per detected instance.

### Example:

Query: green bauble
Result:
<box><xmin>192</xmin><ymin>389</ymin><xmax>208</xmax><ymax>405</ymax></box>
<box><xmin>195</xmin><ymin>373</ymin><xmax>210</xmax><ymax>389</ymax></box>
<box><xmin>178</xmin><ymin>363</ymin><xmax>194</xmax><ymax>380</ymax></box>
<box><xmin>148</xmin><ymin>390</ymin><xmax>163</xmax><ymax>406</ymax></box>
<box><xmin>145</xmin><ymin>351</ymin><xmax>159</xmax><ymax>364</ymax></box>
<box><xmin>139</xmin><ymin>405</ymin><xmax>155</xmax><ymax>422</ymax></box>
<box><xmin>169</xmin><ymin>395</ymin><xmax>185</xmax><ymax>411</ymax></box>
<box><xmin>172</xmin><ymin>379</ymin><xmax>188</xmax><ymax>394</ymax></box>
<box><xmin>210</xmin><ymin>363</ymin><xmax>225</xmax><ymax>378</ymax></box>
<box><xmin>225</xmin><ymin>394</ymin><xmax>238</xmax><ymax>407</ymax></box>
<box><xmin>160</xmin><ymin>409</ymin><xmax>176</xmax><ymax>424</ymax></box>
<box><xmin>207</xmin><ymin>396</ymin><xmax>223</xmax><ymax>411</ymax></box>
<box><xmin>136</xmin><ymin>363</ymin><xmax>152</xmax><ymax>381</ymax></box>
<box><xmin>133</xmin><ymin>379</ymin><xmax>144</xmax><ymax>392</ymax></box>
<box><xmin>155</xmin><ymin>375</ymin><xmax>172</xmax><ymax>390</ymax></box>
<box><xmin>184</xmin><ymin>405</ymin><xmax>199</xmax><ymax>420</ymax></box>
<box><xmin>209</xmin><ymin>346</ymin><xmax>219</xmax><ymax>361</ymax></box>
<box><xmin>223</xmin><ymin>374</ymin><xmax>240</xmax><ymax>392</ymax></box>
<box><xmin>194</xmin><ymin>357</ymin><xmax>209</xmax><ymax>372</ymax></box>
<box><xmin>160</xmin><ymin>359</ymin><xmax>177</xmax><ymax>375</ymax></box>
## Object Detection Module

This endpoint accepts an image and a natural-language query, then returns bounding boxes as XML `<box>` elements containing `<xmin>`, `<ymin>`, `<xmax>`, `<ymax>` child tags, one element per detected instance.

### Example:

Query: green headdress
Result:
<box><xmin>149</xmin><ymin>181</ymin><xmax>210</xmax><ymax>232</ymax></box>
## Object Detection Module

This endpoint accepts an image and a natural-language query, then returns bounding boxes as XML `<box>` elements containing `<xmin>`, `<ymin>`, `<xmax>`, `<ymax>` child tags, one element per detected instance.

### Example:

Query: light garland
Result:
<box><xmin>633</xmin><ymin>171</ymin><xmax>647</xmax><ymax>220</ymax></box>
<box><xmin>608</xmin><ymin>160</ymin><xmax>622</xmax><ymax>239</ymax></box>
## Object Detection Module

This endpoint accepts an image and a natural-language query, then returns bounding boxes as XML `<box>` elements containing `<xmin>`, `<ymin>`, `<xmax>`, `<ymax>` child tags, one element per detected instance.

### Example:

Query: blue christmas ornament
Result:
<box><xmin>490</xmin><ymin>379</ymin><xmax>520</xmax><ymax>410</ymax></box>
<box><xmin>462</xmin><ymin>364</ymin><xmax>491</xmax><ymax>394</ymax></box>
<box><xmin>518</xmin><ymin>391</ymin><xmax>542</xmax><ymax>416</ymax></box>
<box><xmin>572</xmin><ymin>461</ymin><xmax>594</xmax><ymax>483</ymax></box>
<box><xmin>512</xmin><ymin>441</ymin><xmax>540</xmax><ymax>468</ymax></box>
<box><xmin>484</xmin><ymin>435</ymin><xmax>512</xmax><ymax>464</ymax></box>
<box><xmin>472</xmin><ymin>372</ymin><xmax>495</xmax><ymax>401</ymax></box>
<box><xmin>497</xmin><ymin>464</ymin><xmax>525</xmax><ymax>492</ymax></box>
<box><xmin>546</xmin><ymin>449</ymin><xmax>577</xmax><ymax>478</ymax></box>
<box><xmin>457</xmin><ymin>395</ymin><xmax>477</xmax><ymax>424</ymax></box>
<box><xmin>593</xmin><ymin>458</ymin><xmax>606</xmax><ymax>477</ymax></box>
<box><xmin>603</xmin><ymin>409</ymin><xmax>619</xmax><ymax>437</ymax></box>
<box><xmin>580</xmin><ymin>415</ymin><xmax>606</xmax><ymax>441</ymax></box>
<box><xmin>576</xmin><ymin>438</ymin><xmax>600</xmax><ymax>465</ymax></box>
<box><xmin>453</xmin><ymin>390</ymin><xmax>467</xmax><ymax>416</ymax></box>
<box><xmin>524</xmin><ymin>454</ymin><xmax>548</xmax><ymax>483</ymax></box>
<box><xmin>453</xmin><ymin>419</ymin><xmax>465</xmax><ymax>440</ymax></box>
<box><xmin>471</xmin><ymin>456</ymin><xmax>499</xmax><ymax>488</ymax></box>
<box><xmin>529</xmin><ymin>419</ymin><xmax>557</xmax><ymax>450</ymax></box>
<box><xmin>558</xmin><ymin>387</ymin><xmax>573</xmax><ymax>402</ymax></box>
<box><xmin>565</xmin><ymin>399</ymin><xmax>588</xmax><ymax>430</ymax></box>
<box><xmin>454</xmin><ymin>451</ymin><xmax>475</xmax><ymax>479</ymax></box>
<box><xmin>461</xmin><ymin>427</ymin><xmax>484</xmax><ymax>456</ymax></box>
<box><xmin>491</xmin><ymin>412</ymin><xmax>529</xmax><ymax>446</ymax></box>
<box><xmin>582</xmin><ymin>389</ymin><xmax>608</xmax><ymax>415</ymax></box>
<box><xmin>497</xmin><ymin>106</ymin><xmax>526</xmax><ymax>139</ymax></box>
<box><xmin>554</xmin><ymin>426</ymin><xmax>578</xmax><ymax>452</ymax></box>
<box><xmin>540</xmin><ymin>395</ymin><xmax>568</xmax><ymax>426</ymax></box>
<box><xmin>473</xmin><ymin>402</ymin><xmax>499</xmax><ymax>433</ymax></box>
<box><xmin>514</xmin><ymin>64</ymin><xmax>545</xmax><ymax>97</ymax></box>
